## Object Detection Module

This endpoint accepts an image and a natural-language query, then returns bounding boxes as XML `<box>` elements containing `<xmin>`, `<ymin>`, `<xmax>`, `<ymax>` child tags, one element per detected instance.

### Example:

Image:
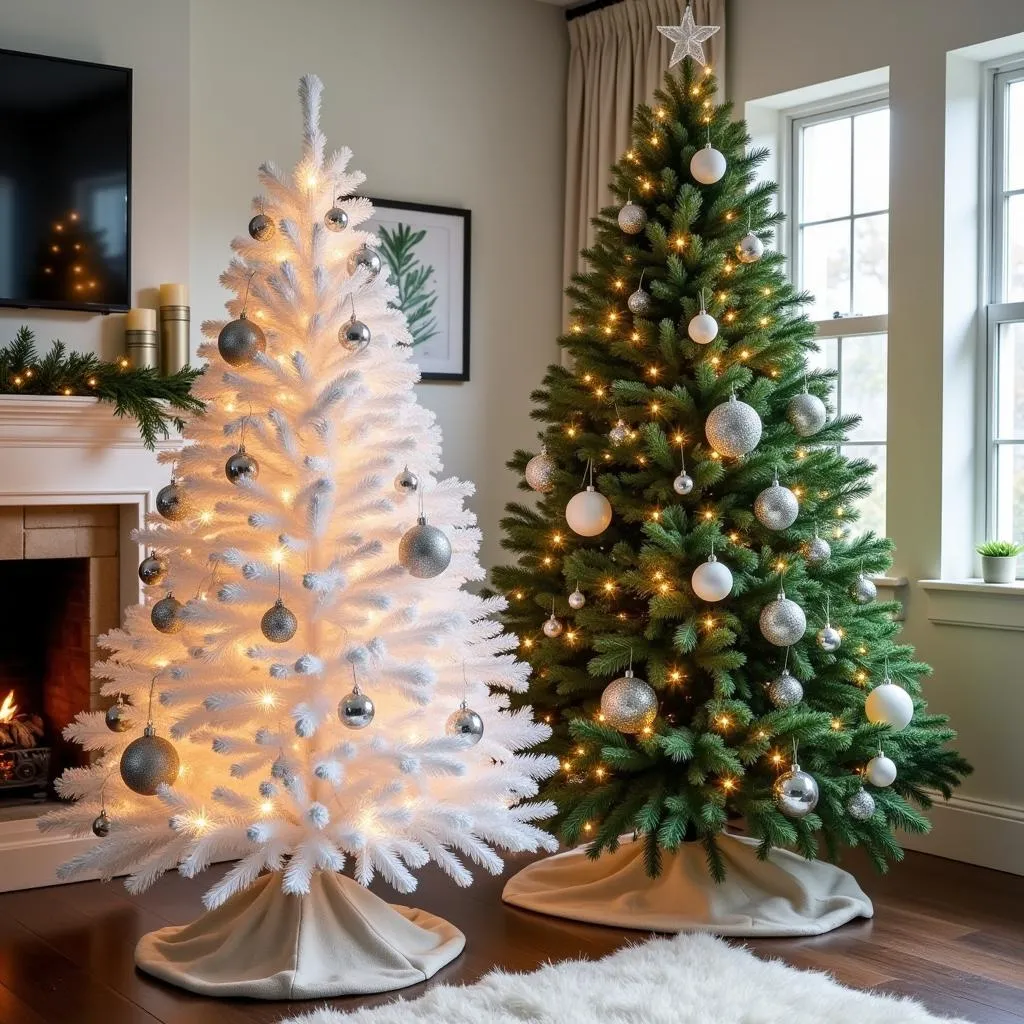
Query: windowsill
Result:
<box><xmin>918</xmin><ymin>578</ymin><xmax>1024</xmax><ymax>630</ymax></box>
<box><xmin>919</xmin><ymin>578</ymin><xmax>1024</xmax><ymax>595</ymax></box>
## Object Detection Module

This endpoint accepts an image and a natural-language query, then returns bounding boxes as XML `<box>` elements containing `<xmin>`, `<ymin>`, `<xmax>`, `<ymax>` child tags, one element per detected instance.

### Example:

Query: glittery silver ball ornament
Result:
<box><xmin>261</xmin><ymin>598</ymin><xmax>298</xmax><ymax>643</ymax></box>
<box><xmin>609</xmin><ymin>420</ymin><xmax>630</xmax><ymax>446</ymax></box>
<box><xmin>446</xmin><ymin>703</ymin><xmax>484</xmax><ymax>745</ymax></box>
<box><xmin>852</xmin><ymin>573</ymin><xmax>877</xmax><ymax>604</ymax></box>
<box><xmin>399</xmin><ymin>516</ymin><xmax>452</xmax><ymax>578</ymax></box>
<box><xmin>338</xmin><ymin>687</ymin><xmax>375</xmax><ymax>729</ymax></box>
<box><xmin>600</xmin><ymin>669</ymin><xmax>657</xmax><ymax>734</ymax></box>
<box><xmin>673</xmin><ymin>472</ymin><xmax>694</xmax><ymax>496</ymax></box>
<box><xmin>151</xmin><ymin>593</ymin><xmax>185</xmax><ymax>634</ymax></box>
<box><xmin>543</xmin><ymin>614</ymin><xmax>564</xmax><ymax>638</ymax></box>
<box><xmin>225</xmin><ymin>445</ymin><xmax>259</xmax><ymax>484</ymax></box>
<box><xmin>105</xmin><ymin>702</ymin><xmax>131</xmax><ymax>733</ymax></box>
<box><xmin>754</xmin><ymin>478</ymin><xmax>799</xmax><ymax>531</ymax></box>
<box><xmin>324</xmin><ymin>206</ymin><xmax>349</xmax><ymax>232</ymax></box>
<box><xmin>248</xmin><ymin>214</ymin><xmax>275</xmax><ymax>241</ymax></box>
<box><xmin>347</xmin><ymin>245</ymin><xmax>382</xmax><ymax>280</ymax></box>
<box><xmin>627</xmin><ymin>286</ymin><xmax>652</xmax><ymax>316</ymax></box>
<box><xmin>525</xmin><ymin>449</ymin><xmax>555</xmax><ymax>493</ymax></box>
<box><xmin>120</xmin><ymin>725</ymin><xmax>180</xmax><ymax>795</ymax></box>
<box><xmin>768</xmin><ymin>670</ymin><xmax>804</xmax><ymax>709</ymax></box>
<box><xmin>568</xmin><ymin>587</ymin><xmax>586</xmax><ymax>610</ymax></box>
<box><xmin>806</xmin><ymin>536</ymin><xmax>831</xmax><ymax>566</ymax></box>
<box><xmin>156</xmin><ymin>480</ymin><xmax>191</xmax><ymax>521</ymax></box>
<box><xmin>787</xmin><ymin>391</ymin><xmax>827</xmax><ymax>437</ymax></box>
<box><xmin>737</xmin><ymin>231</ymin><xmax>764</xmax><ymax>263</ymax></box>
<box><xmin>138</xmin><ymin>553</ymin><xmax>168</xmax><ymax>586</ymax></box>
<box><xmin>817</xmin><ymin>624</ymin><xmax>842</xmax><ymax>652</ymax></box>
<box><xmin>705</xmin><ymin>395</ymin><xmax>762</xmax><ymax>458</ymax></box>
<box><xmin>773</xmin><ymin>763</ymin><xmax>819</xmax><ymax>818</ymax></box>
<box><xmin>339</xmin><ymin>316</ymin><xmax>371</xmax><ymax>352</ymax></box>
<box><xmin>218</xmin><ymin>313</ymin><xmax>266</xmax><ymax>367</ymax></box>
<box><xmin>865</xmin><ymin>754</ymin><xmax>897</xmax><ymax>787</ymax></box>
<box><xmin>759</xmin><ymin>592</ymin><xmax>807</xmax><ymax>646</ymax></box>
<box><xmin>617</xmin><ymin>201</ymin><xmax>647</xmax><ymax>235</ymax></box>
<box><xmin>92</xmin><ymin>810</ymin><xmax>111</xmax><ymax>837</ymax></box>
<box><xmin>394</xmin><ymin>467</ymin><xmax>419</xmax><ymax>494</ymax></box>
<box><xmin>847</xmin><ymin>788</ymin><xmax>876</xmax><ymax>821</ymax></box>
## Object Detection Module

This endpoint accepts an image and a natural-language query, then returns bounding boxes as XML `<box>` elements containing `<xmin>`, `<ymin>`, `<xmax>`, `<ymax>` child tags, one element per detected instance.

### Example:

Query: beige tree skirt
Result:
<box><xmin>502</xmin><ymin>832</ymin><xmax>873</xmax><ymax>936</ymax></box>
<box><xmin>135</xmin><ymin>871</ymin><xmax>465</xmax><ymax>999</ymax></box>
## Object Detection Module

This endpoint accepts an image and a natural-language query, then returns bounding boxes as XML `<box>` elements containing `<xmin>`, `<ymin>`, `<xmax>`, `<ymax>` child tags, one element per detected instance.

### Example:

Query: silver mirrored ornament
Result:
<box><xmin>705</xmin><ymin>395</ymin><xmax>762</xmax><ymax>458</ymax></box>
<box><xmin>806</xmin><ymin>536</ymin><xmax>831</xmax><ymax>566</ymax></box>
<box><xmin>767</xmin><ymin>670</ymin><xmax>804</xmax><ymax>709</ymax></box>
<box><xmin>446</xmin><ymin>702</ymin><xmax>484</xmax><ymax>745</ymax></box>
<box><xmin>773</xmin><ymin>763</ymin><xmax>819</xmax><ymax>818</ymax></box>
<box><xmin>339</xmin><ymin>316</ymin><xmax>371</xmax><ymax>352</ymax></box>
<box><xmin>92</xmin><ymin>810</ymin><xmax>111</xmax><ymax>837</ymax></box>
<box><xmin>261</xmin><ymin>598</ymin><xmax>298</xmax><ymax>643</ymax></box>
<box><xmin>617</xmin><ymin>200</ymin><xmax>647</xmax><ymax>235</ymax></box>
<box><xmin>787</xmin><ymin>391</ymin><xmax>827</xmax><ymax>437</ymax></box>
<box><xmin>754</xmin><ymin>477</ymin><xmax>799</xmax><ymax>531</ymax></box>
<box><xmin>225</xmin><ymin>445</ymin><xmax>259</xmax><ymax>484</ymax></box>
<box><xmin>609</xmin><ymin>420</ymin><xmax>630</xmax><ymax>446</ymax></box>
<box><xmin>627</xmin><ymin>286</ymin><xmax>652</xmax><ymax>316</ymax></box>
<box><xmin>324</xmin><ymin>206</ymin><xmax>349</xmax><ymax>232</ymax></box>
<box><xmin>600</xmin><ymin>669</ymin><xmax>657</xmax><ymax>734</ymax></box>
<box><xmin>394</xmin><ymin>467</ymin><xmax>420</xmax><ymax>494</ymax></box>
<box><xmin>156</xmin><ymin>480</ymin><xmax>191</xmax><ymax>522</ymax></box>
<box><xmin>138</xmin><ymin>553</ymin><xmax>168</xmax><ymax>586</ymax></box>
<box><xmin>736</xmin><ymin>232</ymin><xmax>764</xmax><ymax>263</ymax></box>
<box><xmin>673</xmin><ymin>472</ymin><xmax>694</xmax><ymax>496</ymax></box>
<box><xmin>218</xmin><ymin>313</ymin><xmax>266</xmax><ymax>367</ymax></box>
<box><xmin>399</xmin><ymin>516</ymin><xmax>452</xmax><ymax>578</ymax></box>
<box><xmin>817</xmin><ymin>624</ymin><xmax>842</xmax><ymax>652</ymax></box>
<box><xmin>248</xmin><ymin>213</ymin><xmax>275</xmax><ymax>241</ymax></box>
<box><xmin>525</xmin><ymin>448</ymin><xmax>555</xmax><ymax>493</ymax></box>
<box><xmin>852</xmin><ymin>573</ymin><xmax>877</xmax><ymax>604</ymax></box>
<box><xmin>338</xmin><ymin>686</ymin><xmax>375</xmax><ymax>729</ymax></box>
<box><xmin>347</xmin><ymin>245</ymin><xmax>382</xmax><ymax>280</ymax></box>
<box><xmin>759</xmin><ymin>592</ymin><xmax>807</xmax><ymax>646</ymax></box>
<box><xmin>151</xmin><ymin>593</ymin><xmax>185</xmax><ymax>634</ymax></box>
<box><xmin>543</xmin><ymin>614</ymin><xmax>564</xmax><ymax>638</ymax></box>
<box><xmin>105</xmin><ymin>701</ymin><xmax>131</xmax><ymax>733</ymax></box>
<box><xmin>120</xmin><ymin>725</ymin><xmax>180</xmax><ymax>796</ymax></box>
<box><xmin>847</xmin><ymin>788</ymin><xmax>876</xmax><ymax>821</ymax></box>
<box><xmin>568</xmin><ymin>587</ymin><xmax>586</xmax><ymax>610</ymax></box>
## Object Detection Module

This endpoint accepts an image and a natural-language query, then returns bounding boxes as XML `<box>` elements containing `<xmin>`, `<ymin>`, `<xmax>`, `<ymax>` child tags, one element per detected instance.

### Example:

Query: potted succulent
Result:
<box><xmin>976</xmin><ymin>540</ymin><xmax>1023</xmax><ymax>583</ymax></box>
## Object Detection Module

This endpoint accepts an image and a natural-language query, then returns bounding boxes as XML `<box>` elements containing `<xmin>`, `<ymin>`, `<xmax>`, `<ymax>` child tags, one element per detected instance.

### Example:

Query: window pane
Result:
<box><xmin>801</xmin><ymin>220</ymin><xmax>850</xmax><ymax>318</ymax></box>
<box><xmin>852</xmin><ymin>214</ymin><xmax>888</xmax><ymax>314</ymax></box>
<box><xmin>853</xmin><ymin>108</ymin><xmax>889</xmax><ymax>214</ymax></box>
<box><xmin>800</xmin><ymin>117</ymin><xmax>851</xmax><ymax>222</ymax></box>
<box><xmin>840</xmin><ymin>333</ymin><xmax>887</xmax><ymax>440</ymax></box>
<box><xmin>1005</xmin><ymin>193</ymin><xmax>1024</xmax><ymax>303</ymax></box>
<box><xmin>807</xmin><ymin>335</ymin><xmax>839</xmax><ymax>376</ymax></box>
<box><xmin>995</xmin><ymin>320</ymin><xmax>1024</xmax><ymax>440</ymax></box>
<box><xmin>841</xmin><ymin>444</ymin><xmax>886</xmax><ymax>538</ymax></box>
<box><xmin>1008</xmin><ymin>80</ymin><xmax>1024</xmax><ymax>193</ymax></box>
<box><xmin>994</xmin><ymin>444</ymin><xmax>1024</xmax><ymax>566</ymax></box>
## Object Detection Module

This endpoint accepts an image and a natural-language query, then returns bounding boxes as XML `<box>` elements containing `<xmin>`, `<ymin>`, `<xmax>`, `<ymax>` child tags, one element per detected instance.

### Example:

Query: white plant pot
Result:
<box><xmin>981</xmin><ymin>555</ymin><xmax>1017</xmax><ymax>584</ymax></box>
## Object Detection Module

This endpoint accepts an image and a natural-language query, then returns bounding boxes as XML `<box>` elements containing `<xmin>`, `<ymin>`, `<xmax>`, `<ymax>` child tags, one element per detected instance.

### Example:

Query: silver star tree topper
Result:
<box><xmin>657</xmin><ymin>5</ymin><xmax>720</xmax><ymax>67</ymax></box>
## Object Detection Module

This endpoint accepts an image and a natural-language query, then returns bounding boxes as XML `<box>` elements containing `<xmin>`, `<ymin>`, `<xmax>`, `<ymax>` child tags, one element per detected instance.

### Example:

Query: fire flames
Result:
<box><xmin>0</xmin><ymin>692</ymin><xmax>17</xmax><ymax>724</ymax></box>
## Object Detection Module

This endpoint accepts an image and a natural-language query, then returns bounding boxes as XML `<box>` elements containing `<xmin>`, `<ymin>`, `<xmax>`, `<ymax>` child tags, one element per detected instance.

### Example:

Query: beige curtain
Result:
<box><xmin>564</xmin><ymin>0</ymin><xmax>727</xmax><ymax>317</ymax></box>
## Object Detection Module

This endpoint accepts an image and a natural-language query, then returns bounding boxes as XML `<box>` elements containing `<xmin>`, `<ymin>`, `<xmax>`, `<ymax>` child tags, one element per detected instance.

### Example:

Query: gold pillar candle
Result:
<box><xmin>159</xmin><ymin>284</ymin><xmax>190</xmax><ymax>375</ymax></box>
<box><xmin>125</xmin><ymin>308</ymin><xmax>158</xmax><ymax>370</ymax></box>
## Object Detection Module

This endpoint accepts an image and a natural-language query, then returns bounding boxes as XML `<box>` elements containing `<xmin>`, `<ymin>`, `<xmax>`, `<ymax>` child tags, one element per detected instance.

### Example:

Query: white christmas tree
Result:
<box><xmin>40</xmin><ymin>75</ymin><xmax>556</xmax><ymax>1000</ymax></box>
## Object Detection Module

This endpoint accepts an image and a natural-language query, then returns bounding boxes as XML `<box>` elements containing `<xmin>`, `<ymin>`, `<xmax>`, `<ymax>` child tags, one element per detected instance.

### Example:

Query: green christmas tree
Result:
<box><xmin>491</xmin><ymin>52</ymin><xmax>970</xmax><ymax>879</ymax></box>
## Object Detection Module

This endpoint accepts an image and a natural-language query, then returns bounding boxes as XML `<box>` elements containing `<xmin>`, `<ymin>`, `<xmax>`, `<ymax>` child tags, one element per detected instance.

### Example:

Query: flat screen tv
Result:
<box><xmin>0</xmin><ymin>48</ymin><xmax>132</xmax><ymax>313</ymax></box>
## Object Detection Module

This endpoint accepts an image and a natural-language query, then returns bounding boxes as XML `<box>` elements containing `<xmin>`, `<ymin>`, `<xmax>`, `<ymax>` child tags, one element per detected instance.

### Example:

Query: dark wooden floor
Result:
<box><xmin>0</xmin><ymin>849</ymin><xmax>1020</xmax><ymax>1023</ymax></box>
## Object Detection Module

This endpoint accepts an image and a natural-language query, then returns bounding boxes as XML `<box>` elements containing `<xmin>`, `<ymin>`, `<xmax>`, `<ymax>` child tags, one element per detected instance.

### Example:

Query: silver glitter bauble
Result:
<box><xmin>324</xmin><ymin>206</ymin><xmax>349</xmax><ymax>232</ymax></box>
<box><xmin>568</xmin><ymin>587</ymin><xmax>586</xmax><ymax>610</ymax></box>
<box><xmin>218</xmin><ymin>313</ymin><xmax>266</xmax><ymax>367</ymax></box>
<box><xmin>852</xmin><ymin>573</ymin><xmax>877</xmax><ymax>604</ymax></box>
<box><xmin>120</xmin><ymin>725</ymin><xmax>180</xmax><ymax>796</ymax></box>
<box><xmin>627</xmin><ymin>287</ymin><xmax>652</xmax><ymax>316</ymax></box>
<box><xmin>138</xmin><ymin>553</ymin><xmax>168</xmax><ymax>586</ymax></box>
<box><xmin>338</xmin><ymin>687</ymin><xmax>375</xmax><ymax>729</ymax></box>
<box><xmin>817</xmin><ymin>624</ymin><xmax>842</xmax><ymax>652</ymax></box>
<box><xmin>617</xmin><ymin>201</ymin><xmax>647</xmax><ymax>235</ymax></box>
<box><xmin>347</xmin><ymin>245</ymin><xmax>382</xmax><ymax>280</ymax></box>
<box><xmin>542</xmin><ymin>614</ymin><xmax>564</xmax><ymax>638</ymax></box>
<box><xmin>151</xmin><ymin>593</ymin><xmax>185</xmax><ymax>634</ymax></box>
<box><xmin>399</xmin><ymin>517</ymin><xmax>452</xmax><ymax>578</ymax></box>
<box><xmin>525</xmin><ymin>449</ymin><xmax>555</xmax><ymax>493</ymax></box>
<box><xmin>225</xmin><ymin>445</ymin><xmax>259</xmax><ymax>484</ymax></box>
<box><xmin>773</xmin><ymin>764</ymin><xmax>819</xmax><ymax>818</ymax></box>
<box><xmin>865</xmin><ymin>754</ymin><xmax>897</xmax><ymax>788</ymax></box>
<box><xmin>248</xmin><ymin>214</ymin><xmax>275</xmax><ymax>241</ymax></box>
<box><xmin>105</xmin><ymin>702</ymin><xmax>131</xmax><ymax>733</ymax></box>
<box><xmin>446</xmin><ymin>703</ymin><xmax>484</xmax><ymax>745</ymax></box>
<box><xmin>261</xmin><ymin>598</ymin><xmax>298</xmax><ymax>643</ymax></box>
<box><xmin>847</xmin><ymin>788</ymin><xmax>876</xmax><ymax>821</ymax></box>
<box><xmin>92</xmin><ymin>810</ymin><xmax>111</xmax><ymax>837</ymax></box>
<box><xmin>787</xmin><ymin>391</ymin><xmax>828</xmax><ymax>437</ymax></box>
<box><xmin>673</xmin><ymin>472</ymin><xmax>694</xmax><ymax>496</ymax></box>
<box><xmin>768</xmin><ymin>670</ymin><xmax>804</xmax><ymax>709</ymax></box>
<box><xmin>609</xmin><ymin>420</ymin><xmax>630</xmax><ymax>446</ymax></box>
<box><xmin>394</xmin><ymin>467</ymin><xmax>420</xmax><ymax>494</ymax></box>
<box><xmin>759</xmin><ymin>593</ymin><xmax>807</xmax><ymax>646</ymax></box>
<box><xmin>754</xmin><ymin>479</ymin><xmax>799</xmax><ymax>531</ymax></box>
<box><xmin>600</xmin><ymin>669</ymin><xmax>657</xmax><ymax>734</ymax></box>
<box><xmin>705</xmin><ymin>395</ymin><xmax>762</xmax><ymax>458</ymax></box>
<box><xmin>806</xmin><ymin>536</ymin><xmax>831</xmax><ymax>566</ymax></box>
<box><xmin>156</xmin><ymin>480</ymin><xmax>191</xmax><ymax>521</ymax></box>
<box><xmin>339</xmin><ymin>317</ymin><xmax>371</xmax><ymax>352</ymax></box>
<box><xmin>737</xmin><ymin>231</ymin><xmax>764</xmax><ymax>263</ymax></box>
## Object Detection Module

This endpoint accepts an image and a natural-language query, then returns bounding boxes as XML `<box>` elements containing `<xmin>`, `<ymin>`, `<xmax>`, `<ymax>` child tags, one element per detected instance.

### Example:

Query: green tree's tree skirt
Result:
<box><xmin>490</xmin><ymin>60</ymin><xmax>970</xmax><ymax>880</ymax></box>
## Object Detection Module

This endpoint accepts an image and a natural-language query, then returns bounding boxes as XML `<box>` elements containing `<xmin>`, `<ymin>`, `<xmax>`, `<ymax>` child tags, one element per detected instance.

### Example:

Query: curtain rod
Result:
<box><xmin>566</xmin><ymin>0</ymin><xmax>624</xmax><ymax>22</ymax></box>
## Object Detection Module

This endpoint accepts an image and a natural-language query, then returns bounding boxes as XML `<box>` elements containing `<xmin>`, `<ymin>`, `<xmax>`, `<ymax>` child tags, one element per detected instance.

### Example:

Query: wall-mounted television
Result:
<box><xmin>0</xmin><ymin>48</ymin><xmax>132</xmax><ymax>314</ymax></box>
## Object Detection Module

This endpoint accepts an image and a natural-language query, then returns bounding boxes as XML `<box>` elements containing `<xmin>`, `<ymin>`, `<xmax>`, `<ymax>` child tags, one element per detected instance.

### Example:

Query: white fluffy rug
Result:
<box><xmin>282</xmin><ymin>932</ymin><xmax>970</xmax><ymax>1024</ymax></box>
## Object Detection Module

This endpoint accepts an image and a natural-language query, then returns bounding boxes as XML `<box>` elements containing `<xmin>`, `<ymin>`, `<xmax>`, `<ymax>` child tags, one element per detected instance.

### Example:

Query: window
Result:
<box><xmin>987</xmin><ymin>63</ymin><xmax>1024</xmax><ymax>564</ymax></box>
<box><xmin>788</xmin><ymin>99</ymin><xmax>890</xmax><ymax>537</ymax></box>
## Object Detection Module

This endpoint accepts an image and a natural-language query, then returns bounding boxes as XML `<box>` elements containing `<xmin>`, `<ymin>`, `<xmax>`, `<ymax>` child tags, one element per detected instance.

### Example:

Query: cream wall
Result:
<box><xmin>728</xmin><ymin>0</ymin><xmax>1024</xmax><ymax>873</ymax></box>
<box><xmin>189</xmin><ymin>0</ymin><xmax>566</xmax><ymax>569</ymax></box>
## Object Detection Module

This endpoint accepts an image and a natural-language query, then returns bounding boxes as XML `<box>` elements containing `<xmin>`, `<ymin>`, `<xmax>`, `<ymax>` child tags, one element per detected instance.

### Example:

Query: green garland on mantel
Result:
<box><xmin>0</xmin><ymin>326</ymin><xmax>204</xmax><ymax>450</ymax></box>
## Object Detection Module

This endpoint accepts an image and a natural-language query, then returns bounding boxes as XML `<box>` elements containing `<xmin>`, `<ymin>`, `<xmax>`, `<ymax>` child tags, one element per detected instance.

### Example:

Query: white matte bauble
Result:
<box><xmin>759</xmin><ymin>593</ymin><xmax>807</xmax><ymax>646</ymax></box>
<box><xmin>865</xmin><ymin>754</ymin><xmax>897</xmax><ymax>788</ymax></box>
<box><xmin>773</xmin><ymin>764</ymin><xmax>819</xmax><ymax>818</ymax></box>
<box><xmin>852</xmin><ymin>573</ymin><xmax>878</xmax><ymax>604</ymax></box>
<box><xmin>865</xmin><ymin>679</ymin><xmax>914</xmax><ymax>732</ymax></box>
<box><xmin>565</xmin><ymin>485</ymin><xmax>612</xmax><ymax>537</ymax></box>
<box><xmin>525</xmin><ymin>449</ymin><xmax>555</xmax><ymax>493</ymax></box>
<box><xmin>687</xmin><ymin>310</ymin><xmax>718</xmax><ymax>345</ymax></box>
<box><xmin>690</xmin><ymin>143</ymin><xmax>727</xmax><ymax>185</ymax></box>
<box><xmin>847</xmin><ymin>788</ymin><xmax>876</xmax><ymax>821</ymax></box>
<box><xmin>754</xmin><ymin>479</ymin><xmax>799</xmax><ymax>531</ymax></box>
<box><xmin>673</xmin><ymin>472</ymin><xmax>694</xmax><ymax>495</ymax></box>
<box><xmin>817</xmin><ymin>624</ymin><xmax>842</xmax><ymax>652</ymax></box>
<box><xmin>705</xmin><ymin>395</ymin><xmax>762</xmax><ymax>458</ymax></box>
<box><xmin>600</xmin><ymin>669</ymin><xmax>657</xmax><ymax>734</ymax></box>
<box><xmin>787</xmin><ymin>391</ymin><xmax>828</xmax><ymax>437</ymax></box>
<box><xmin>691</xmin><ymin>555</ymin><xmax>732</xmax><ymax>602</ymax></box>
<box><xmin>617</xmin><ymin>201</ymin><xmax>647</xmax><ymax>235</ymax></box>
<box><xmin>568</xmin><ymin>587</ymin><xmax>586</xmax><ymax>610</ymax></box>
<box><xmin>736</xmin><ymin>232</ymin><xmax>764</xmax><ymax>263</ymax></box>
<box><xmin>542</xmin><ymin>615</ymin><xmax>564</xmax><ymax>639</ymax></box>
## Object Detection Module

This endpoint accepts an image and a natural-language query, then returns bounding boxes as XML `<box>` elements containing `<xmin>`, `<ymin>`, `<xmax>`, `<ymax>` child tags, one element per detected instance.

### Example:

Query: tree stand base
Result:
<box><xmin>502</xmin><ymin>832</ymin><xmax>873</xmax><ymax>937</ymax></box>
<box><xmin>135</xmin><ymin>871</ymin><xmax>465</xmax><ymax>999</ymax></box>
